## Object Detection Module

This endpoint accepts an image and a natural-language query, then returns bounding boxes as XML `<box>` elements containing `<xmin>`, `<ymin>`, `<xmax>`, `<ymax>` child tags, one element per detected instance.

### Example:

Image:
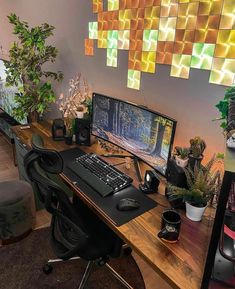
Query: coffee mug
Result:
<box><xmin>157</xmin><ymin>209</ymin><xmax>181</xmax><ymax>243</ymax></box>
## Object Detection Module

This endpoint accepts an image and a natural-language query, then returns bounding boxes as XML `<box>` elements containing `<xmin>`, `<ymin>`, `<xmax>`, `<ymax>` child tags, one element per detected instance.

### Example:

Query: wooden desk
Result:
<box><xmin>12</xmin><ymin>121</ymin><xmax>216</xmax><ymax>289</ymax></box>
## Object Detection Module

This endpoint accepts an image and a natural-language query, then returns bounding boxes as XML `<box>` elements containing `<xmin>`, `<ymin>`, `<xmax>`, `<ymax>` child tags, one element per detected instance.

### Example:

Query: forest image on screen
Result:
<box><xmin>92</xmin><ymin>95</ymin><xmax>175</xmax><ymax>175</ymax></box>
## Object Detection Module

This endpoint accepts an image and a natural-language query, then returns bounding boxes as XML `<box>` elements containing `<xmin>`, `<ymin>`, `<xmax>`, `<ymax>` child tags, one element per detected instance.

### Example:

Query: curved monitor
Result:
<box><xmin>0</xmin><ymin>59</ymin><xmax>27</xmax><ymax>124</ymax></box>
<box><xmin>92</xmin><ymin>93</ymin><xmax>177</xmax><ymax>176</ymax></box>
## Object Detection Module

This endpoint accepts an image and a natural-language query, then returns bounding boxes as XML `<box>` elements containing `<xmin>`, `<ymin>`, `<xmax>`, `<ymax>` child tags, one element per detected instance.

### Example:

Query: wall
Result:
<box><xmin>0</xmin><ymin>0</ymin><xmax>226</xmax><ymax>159</ymax></box>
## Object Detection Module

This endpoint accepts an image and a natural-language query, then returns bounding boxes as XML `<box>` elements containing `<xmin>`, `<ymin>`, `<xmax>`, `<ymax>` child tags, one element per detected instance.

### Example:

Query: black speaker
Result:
<box><xmin>166</xmin><ymin>159</ymin><xmax>187</xmax><ymax>187</ymax></box>
<box><xmin>139</xmin><ymin>170</ymin><xmax>160</xmax><ymax>194</ymax></box>
<box><xmin>74</xmin><ymin>118</ymin><xmax>91</xmax><ymax>146</ymax></box>
<box><xmin>165</xmin><ymin>159</ymin><xmax>187</xmax><ymax>209</ymax></box>
<box><xmin>52</xmin><ymin>119</ymin><xmax>65</xmax><ymax>141</ymax></box>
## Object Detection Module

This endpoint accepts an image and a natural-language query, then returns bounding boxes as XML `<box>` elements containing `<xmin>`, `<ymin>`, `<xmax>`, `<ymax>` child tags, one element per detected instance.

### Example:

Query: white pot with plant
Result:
<box><xmin>174</xmin><ymin>146</ymin><xmax>189</xmax><ymax>168</ymax></box>
<box><xmin>76</xmin><ymin>106</ymin><xmax>84</xmax><ymax>119</ymax></box>
<box><xmin>168</xmin><ymin>156</ymin><xmax>223</xmax><ymax>221</ymax></box>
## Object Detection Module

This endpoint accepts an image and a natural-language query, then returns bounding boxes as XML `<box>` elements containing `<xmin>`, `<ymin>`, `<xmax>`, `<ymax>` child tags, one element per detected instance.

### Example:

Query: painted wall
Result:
<box><xmin>0</xmin><ymin>0</ymin><xmax>226</xmax><ymax>159</ymax></box>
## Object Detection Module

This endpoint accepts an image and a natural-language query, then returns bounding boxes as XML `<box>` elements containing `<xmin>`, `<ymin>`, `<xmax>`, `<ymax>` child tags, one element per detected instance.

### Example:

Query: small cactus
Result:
<box><xmin>189</xmin><ymin>137</ymin><xmax>206</xmax><ymax>158</ymax></box>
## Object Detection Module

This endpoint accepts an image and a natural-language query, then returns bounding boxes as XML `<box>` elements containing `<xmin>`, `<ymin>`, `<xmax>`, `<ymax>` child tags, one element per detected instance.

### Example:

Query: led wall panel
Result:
<box><xmin>85</xmin><ymin>39</ymin><xmax>94</xmax><ymax>56</ymax></box>
<box><xmin>127</xmin><ymin>69</ymin><xmax>141</xmax><ymax>90</ymax></box>
<box><xmin>85</xmin><ymin>0</ymin><xmax>235</xmax><ymax>90</ymax></box>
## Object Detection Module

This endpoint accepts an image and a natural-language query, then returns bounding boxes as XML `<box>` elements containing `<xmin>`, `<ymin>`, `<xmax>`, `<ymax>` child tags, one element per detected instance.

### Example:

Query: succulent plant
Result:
<box><xmin>174</xmin><ymin>146</ymin><xmax>189</xmax><ymax>160</ymax></box>
<box><xmin>189</xmin><ymin>137</ymin><xmax>206</xmax><ymax>158</ymax></box>
<box><xmin>168</xmin><ymin>156</ymin><xmax>223</xmax><ymax>207</ymax></box>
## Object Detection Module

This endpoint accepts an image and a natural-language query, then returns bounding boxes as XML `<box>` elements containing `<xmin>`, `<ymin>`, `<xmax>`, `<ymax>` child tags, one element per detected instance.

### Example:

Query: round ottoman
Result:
<box><xmin>0</xmin><ymin>180</ymin><xmax>36</xmax><ymax>244</ymax></box>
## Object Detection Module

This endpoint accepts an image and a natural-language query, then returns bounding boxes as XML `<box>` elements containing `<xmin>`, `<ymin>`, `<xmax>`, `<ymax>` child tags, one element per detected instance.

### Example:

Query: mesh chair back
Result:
<box><xmin>24</xmin><ymin>134</ymin><xmax>88</xmax><ymax>260</ymax></box>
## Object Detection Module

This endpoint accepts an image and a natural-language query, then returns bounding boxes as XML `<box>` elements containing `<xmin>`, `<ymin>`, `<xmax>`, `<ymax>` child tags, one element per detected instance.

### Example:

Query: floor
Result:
<box><xmin>1</xmin><ymin>133</ymin><xmax>223</xmax><ymax>289</ymax></box>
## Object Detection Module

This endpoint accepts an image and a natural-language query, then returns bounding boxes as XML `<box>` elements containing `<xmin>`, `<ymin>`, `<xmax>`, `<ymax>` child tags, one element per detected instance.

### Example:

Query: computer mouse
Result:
<box><xmin>116</xmin><ymin>198</ymin><xmax>140</xmax><ymax>211</ymax></box>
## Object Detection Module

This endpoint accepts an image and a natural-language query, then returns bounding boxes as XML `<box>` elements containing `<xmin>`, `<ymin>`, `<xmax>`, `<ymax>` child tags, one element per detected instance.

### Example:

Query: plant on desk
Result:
<box><xmin>168</xmin><ymin>155</ymin><xmax>223</xmax><ymax>221</ymax></box>
<box><xmin>174</xmin><ymin>146</ymin><xmax>189</xmax><ymax>168</ymax></box>
<box><xmin>5</xmin><ymin>13</ymin><xmax>63</xmax><ymax>122</ymax></box>
<box><xmin>188</xmin><ymin>136</ymin><xmax>206</xmax><ymax>168</ymax></box>
<box><xmin>57</xmin><ymin>73</ymin><xmax>92</xmax><ymax>120</ymax></box>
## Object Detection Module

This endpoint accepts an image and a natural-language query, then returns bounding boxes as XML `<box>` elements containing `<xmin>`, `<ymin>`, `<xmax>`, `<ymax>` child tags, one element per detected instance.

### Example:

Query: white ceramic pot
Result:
<box><xmin>185</xmin><ymin>202</ymin><xmax>207</xmax><ymax>222</ymax></box>
<box><xmin>175</xmin><ymin>156</ymin><xmax>189</xmax><ymax>168</ymax></box>
<box><xmin>76</xmin><ymin>111</ymin><xmax>84</xmax><ymax>119</ymax></box>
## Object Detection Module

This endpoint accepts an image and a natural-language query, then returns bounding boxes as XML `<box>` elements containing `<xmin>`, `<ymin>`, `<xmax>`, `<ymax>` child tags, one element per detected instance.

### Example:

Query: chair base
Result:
<box><xmin>44</xmin><ymin>256</ymin><xmax>134</xmax><ymax>289</ymax></box>
<box><xmin>77</xmin><ymin>260</ymin><xmax>134</xmax><ymax>289</ymax></box>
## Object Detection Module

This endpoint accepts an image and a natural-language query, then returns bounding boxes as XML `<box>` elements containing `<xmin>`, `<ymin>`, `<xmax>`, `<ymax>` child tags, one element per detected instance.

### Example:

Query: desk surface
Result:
<box><xmin>12</xmin><ymin>121</ymin><xmax>216</xmax><ymax>289</ymax></box>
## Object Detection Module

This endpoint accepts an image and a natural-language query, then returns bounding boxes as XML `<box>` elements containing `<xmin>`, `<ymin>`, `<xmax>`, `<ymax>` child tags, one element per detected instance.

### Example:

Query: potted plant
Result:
<box><xmin>188</xmin><ymin>136</ymin><xmax>206</xmax><ymax>168</ymax></box>
<box><xmin>168</xmin><ymin>156</ymin><xmax>222</xmax><ymax>221</ymax></box>
<box><xmin>57</xmin><ymin>73</ymin><xmax>92</xmax><ymax>120</ymax></box>
<box><xmin>174</xmin><ymin>146</ymin><xmax>189</xmax><ymax>168</ymax></box>
<box><xmin>5</xmin><ymin>13</ymin><xmax>63</xmax><ymax>122</ymax></box>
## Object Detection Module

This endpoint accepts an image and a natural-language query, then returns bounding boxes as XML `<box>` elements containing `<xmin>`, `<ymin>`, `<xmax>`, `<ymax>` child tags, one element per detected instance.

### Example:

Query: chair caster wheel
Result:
<box><xmin>123</xmin><ymin>247</ymin><xmax>132</xmax><ymax>256</ymax></box>
<box><xmin>43</xmin><ymin>264</ymin><xmax>53</xmax><ymax>274</ymax></box>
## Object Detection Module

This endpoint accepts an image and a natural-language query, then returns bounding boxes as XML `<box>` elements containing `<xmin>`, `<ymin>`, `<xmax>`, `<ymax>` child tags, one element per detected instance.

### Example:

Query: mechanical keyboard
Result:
<box><xmin>67</xmin><ymin>153</ymin><xmax>133</xmax><ymax>197</ymax></box>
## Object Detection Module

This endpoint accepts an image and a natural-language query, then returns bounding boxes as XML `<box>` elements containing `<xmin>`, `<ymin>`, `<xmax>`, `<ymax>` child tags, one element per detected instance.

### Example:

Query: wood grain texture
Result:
<box><xmin>12</xmin><ymin>121</ymin><xmax>216</xmax><ymax>289</ymax></box>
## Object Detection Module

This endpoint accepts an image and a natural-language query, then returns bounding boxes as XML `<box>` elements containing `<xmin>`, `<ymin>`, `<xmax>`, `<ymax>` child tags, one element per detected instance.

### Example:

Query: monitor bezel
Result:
<box><xmin>91</xmin><ymin>92</ymin><xmax>177</xmax><ymax>177</ymax></box>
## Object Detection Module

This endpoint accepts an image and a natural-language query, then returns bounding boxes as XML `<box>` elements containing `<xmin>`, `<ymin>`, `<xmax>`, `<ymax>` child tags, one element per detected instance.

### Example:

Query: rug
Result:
<box><xmin>0</xmin><ymin>227</ymin><xmax>145</xmax><ymax>289</ymax></box>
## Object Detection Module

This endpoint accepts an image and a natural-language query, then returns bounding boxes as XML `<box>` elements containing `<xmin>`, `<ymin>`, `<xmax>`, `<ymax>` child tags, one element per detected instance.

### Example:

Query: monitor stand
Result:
<box><xmin>101</xmin><ymin>154</ymin><xmax>143</xmax><ymax>183</ymax></box>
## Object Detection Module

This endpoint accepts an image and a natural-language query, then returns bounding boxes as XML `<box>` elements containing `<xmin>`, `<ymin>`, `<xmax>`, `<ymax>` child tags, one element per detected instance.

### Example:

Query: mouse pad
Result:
<box><xmin>60</xmin><ymin>148</ymin><xmax>157</xmax><ymax>227</ymax></box>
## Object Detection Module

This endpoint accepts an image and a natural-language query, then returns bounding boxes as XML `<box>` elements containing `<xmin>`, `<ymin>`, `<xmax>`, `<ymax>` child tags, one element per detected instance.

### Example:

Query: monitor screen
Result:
<box><xmin>0</xmin><ymin>59</ymin><xmax>27</xmax><ymax>124</ymax></box>
<box><xmin>92</xmin><ymin>93</ymin><xmax>177</xmax><ymax>176</ymax></box>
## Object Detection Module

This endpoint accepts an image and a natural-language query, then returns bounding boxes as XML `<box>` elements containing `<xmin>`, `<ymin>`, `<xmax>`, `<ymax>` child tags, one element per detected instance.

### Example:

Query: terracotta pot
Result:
<box><xmin>185</xmin><ymin>202</ymin><xmax>207</xmax><ymax>222</ymax></box>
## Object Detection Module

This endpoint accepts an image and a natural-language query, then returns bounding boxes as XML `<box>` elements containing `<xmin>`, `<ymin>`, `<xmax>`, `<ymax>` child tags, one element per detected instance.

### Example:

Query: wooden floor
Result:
<box><xmin>0</xmin><ymin>133</ymin><xmax>172</xmax><ymax>289</ymax></box>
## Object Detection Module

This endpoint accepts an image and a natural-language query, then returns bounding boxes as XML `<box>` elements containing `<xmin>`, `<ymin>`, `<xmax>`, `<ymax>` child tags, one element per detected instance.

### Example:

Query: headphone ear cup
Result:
<box><xmin>75</xmin><ymin>119</ymin><xmax>91</xmax><ymax>146</ymax></box>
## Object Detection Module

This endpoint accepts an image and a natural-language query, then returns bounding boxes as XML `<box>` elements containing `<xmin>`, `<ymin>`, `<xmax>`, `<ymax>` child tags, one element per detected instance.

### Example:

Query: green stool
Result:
<box><xmin>0</xmin><ymin>180</ymin><xmax>36</xmax><ymax>244</ymax></box>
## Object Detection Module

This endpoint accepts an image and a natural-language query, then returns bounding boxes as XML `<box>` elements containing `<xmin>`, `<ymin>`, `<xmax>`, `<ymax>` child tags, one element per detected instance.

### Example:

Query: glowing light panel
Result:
<box><xmin>86</xmin><ymin>0</ymin><xmax>235</xmax><ymax>90</ymax></box>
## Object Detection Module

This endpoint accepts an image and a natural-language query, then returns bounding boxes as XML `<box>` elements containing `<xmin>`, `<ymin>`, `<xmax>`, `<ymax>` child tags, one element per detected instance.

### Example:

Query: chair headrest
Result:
<box><xmin>31</xmin><ymin>134</ymin><xmax>63</xmax><ymax>174</ymax></box>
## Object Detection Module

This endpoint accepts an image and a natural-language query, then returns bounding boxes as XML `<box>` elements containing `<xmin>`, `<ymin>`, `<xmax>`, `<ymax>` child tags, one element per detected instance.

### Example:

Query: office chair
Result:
<box><xmin>24</xmin><ymin>134</ymin><xmax>133</xmax><ymax>289</ymax></box>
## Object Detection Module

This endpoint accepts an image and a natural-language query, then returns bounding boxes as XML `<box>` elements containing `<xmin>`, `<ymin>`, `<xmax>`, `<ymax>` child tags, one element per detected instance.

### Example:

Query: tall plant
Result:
<box><xmin>5</xmin><ymin>13</ymin><xmax>63</xmax><ymax>121</ymax></box>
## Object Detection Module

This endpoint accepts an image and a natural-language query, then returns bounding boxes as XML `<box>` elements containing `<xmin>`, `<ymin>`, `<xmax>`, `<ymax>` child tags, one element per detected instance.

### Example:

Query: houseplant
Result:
<box><xmin>215</xmin><ymin>86</ymin><xmax>235</xmax><ymax>132</ymax></box>
<box><xmin>188</xmin><ymin>136</ymin><xmax>206</xmax><ymax>168</ymax></box>
<box><xmin>168</xmin><ymin>156</ymin><xmax>222</xmax><ymax>221</ymax></box>
<box><xmin>57</xmin><ymin>73</ymin><xmax>92</xmax><ymax>120</ymax></box>
<box><xmin>57</xmin><ymin>73</ymin><xmax>92</xmax><ymax>144</ymax></box>
<box><xmin>174</xmin><ymin>146</ymin><xmax>189</xmax><ymax>168</ymax></box>
<box><xmin>5</xmin><ymin>13</ymin><xmax>63</xmax><ymax>122</ymax></box>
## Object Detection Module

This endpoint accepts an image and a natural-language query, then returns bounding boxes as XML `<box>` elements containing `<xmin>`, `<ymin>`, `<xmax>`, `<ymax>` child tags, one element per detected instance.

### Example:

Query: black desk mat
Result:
<box><xmin>60</xmin><ymin>148</ymin><xmax>157</xmax><ymax>227</ymax></box>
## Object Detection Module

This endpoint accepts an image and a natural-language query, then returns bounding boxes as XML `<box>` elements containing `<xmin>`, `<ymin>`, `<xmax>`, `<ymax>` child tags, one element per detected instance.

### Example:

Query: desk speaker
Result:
<box><xmin>165</xmin><ymin>159</ymin><xmax>187</xmax><ymax>209</ymax></box>
<box><xmin>52</xmin><ymin>119</ymin><xmax>65</xmax><ymax>141</ymax></box>
<box><xmin>139</xmin><ymin>170</ymin><xmax>160</xmax><ymax>194</ymax></box>
<box><xmin>166</xmin><ymin>159</ymin><xmax>187</xmax><ymax>187</ymax></box>
<box><xmin>74</xmin><ymin>118</ymin><xmax>91</xmax><ymax>146</ymax></box>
